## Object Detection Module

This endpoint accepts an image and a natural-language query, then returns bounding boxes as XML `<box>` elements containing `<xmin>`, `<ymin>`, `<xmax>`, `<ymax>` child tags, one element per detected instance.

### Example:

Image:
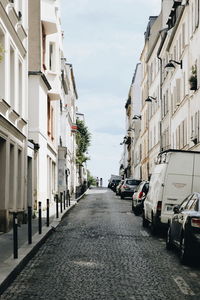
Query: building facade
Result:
<box><xmin>0</xmin><ymin>0</ymin><xmax>81</xmax><ymax>232</ymax></box>
<box><xmin>122</xmin><ymin>0</ymin><xmax>200</xmax><ymax>182</ymax></box>
<box><xmin>0</xmin><ymin>0</ymin><xmax>28</xmax><ymax>232</ymax></box>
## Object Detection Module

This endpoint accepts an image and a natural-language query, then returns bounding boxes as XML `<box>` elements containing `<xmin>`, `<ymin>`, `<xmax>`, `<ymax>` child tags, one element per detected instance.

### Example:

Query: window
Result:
<box><xmin>10</xmin><ymin>46</ymin><xmax>15</xmax><ymax>107</ymax></box>
<box><xmin>18</xmin><ymin>59</ymin><xmax>22</xmax><ymax>115</ymax></box>
<box><xmin>195</xmin><ymin>0</ymin><xmax>199</xmax><ymax>28</ymax></box>
<box><xmin>42</xmin><ymin>24</ymin><xmax>46</xmax><ymax>71</ymax></box>
<box><xmin>180</xmin><ymin>194</ymin><xmax>193</xmax><ymax>211</ymax></box>
<box><xmin>49</xmin><ymin>42</ymin><xmax>55</xmax><ymax>72</ymax></box>
<box><xmin>47</xmin><ymin>98</ymin><xmax>54</xmax><ymax>140</ymax></box>
<box><xmin>182</xmin><ymin>23</ymin><xmax>186</xmax><ymax>48</ymax></box>
<box><xmin>183</xmin><ymin>119</ymin><xmax>187</xmax><ymax>146</ymax></box>
<box><xmin>17</xmin><ymin>149</ymin><xmax>22</xmax><ymax>208</ymax></box>
<box><xmin>0</xmin><ymin>32</ymin><xmax>5</xmax><ymax>100</ymax></box>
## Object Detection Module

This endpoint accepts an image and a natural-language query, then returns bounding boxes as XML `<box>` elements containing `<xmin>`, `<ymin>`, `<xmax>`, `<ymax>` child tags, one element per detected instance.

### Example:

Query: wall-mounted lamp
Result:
<box><xmin>165</xmin><ymin>59</ymin><xmax>182</xmax><ymax>70</ymax></box>
<box><xmin>132</xmin><ymin>115</ymin><xmax>141</xmax><ymax>120</ymax></box>
<box><xmin>145</xmin><ymin>96</ymin><xmax>157</xmax><ymax>103</ymax></box>
<box><xmin>127</xmin><ymin>128</ymin><xmax>134</xmax><ymax>133</ymax></box>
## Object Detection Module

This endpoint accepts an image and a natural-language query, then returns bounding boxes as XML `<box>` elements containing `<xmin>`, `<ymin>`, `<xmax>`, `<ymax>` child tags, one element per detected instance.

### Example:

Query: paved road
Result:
<box><xmin>2</xmin><ymin>188</ymin><xmax>200</xmax><ymax>300</ymax></box>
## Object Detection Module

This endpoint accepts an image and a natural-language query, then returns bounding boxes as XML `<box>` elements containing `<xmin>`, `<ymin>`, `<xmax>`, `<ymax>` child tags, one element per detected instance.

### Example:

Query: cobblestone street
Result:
<box><xmin>2</xmin><ymin>188</ymin><xmax>200</xmax><ymax>300</ymax></box>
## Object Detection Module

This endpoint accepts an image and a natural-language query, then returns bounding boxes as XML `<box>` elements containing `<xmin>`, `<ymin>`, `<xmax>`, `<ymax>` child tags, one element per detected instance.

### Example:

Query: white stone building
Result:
<box><xmin>58</xmin><ymin>60</ymin><xmax>78</xmax><ymax>198</ymax></box>
<box><xmin>28</xmin><ymin>0</ymin><xmax>78</xmax><ymax>211</ymax></box>
<box><xmin>126</xmin><ymin>0</ymin><xmax>200</xmax><ymax>181</ymax></box>
<box><xmin>130</xmin><ymin>63</ymin><xmax>142</xmax><ymax>179</ymax></box>
<box><xmin>0</xmin><ymin>0</ymin><xmax>28</xmax><ymax>232</ymax></box>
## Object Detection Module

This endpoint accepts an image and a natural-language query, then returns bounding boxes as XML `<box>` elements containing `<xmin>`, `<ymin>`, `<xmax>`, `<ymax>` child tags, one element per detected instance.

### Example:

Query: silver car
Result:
<box><xmin>121</xmin><ymin>178</ymin><xmax>141</xmax><ymax>199</ymax></box>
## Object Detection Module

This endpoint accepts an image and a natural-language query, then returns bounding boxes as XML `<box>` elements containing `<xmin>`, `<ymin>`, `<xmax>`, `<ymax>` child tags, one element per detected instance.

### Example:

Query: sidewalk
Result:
<box><xmin>0</xmin><ymin>191</ymin><xmax>87</xmax><ymax>295</ymax></box>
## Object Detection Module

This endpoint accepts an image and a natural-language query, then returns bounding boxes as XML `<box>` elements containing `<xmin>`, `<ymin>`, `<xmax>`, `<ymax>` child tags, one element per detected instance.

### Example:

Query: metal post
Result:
<box><xmin>66</xmin><ymin>190</ymin><xmax>69</xmax><ymax>207</ymax></box>
<box><xmin>56</xmin><ymin>194</ymin><xmax>59</xmax><ymax>218</ymax></box>
<box><xmin>68</xmin><ymin>189</ymin><xmax>71</xmax><ymax>206</ymax></box>
<box><xmin>28</xmin><ymin>206</ymin><xmax>32</xmax><ymax>244</ymax></box>
<box><xmin>60</xmin><ymin>192</ymin><xmax>63</xmax><ymax>213</ymax></box>
<box><xmin>38</xmin><ymin>201</ymin><xmax>42</xmax><ymax>234</ymax></box>
<box><xmin>46</xmin><ymin>199</ymin><xmax>49</xmax><ymax>227</ymax></box>
<box><xmin>13</xmin><ymin>212</ymin><xmax>18</xmax><ymax>259</ymax></box>
<box><xmin>63</xmin><ymin>191</ymin><xmax>66</xmax><ymax>210</ymax></box>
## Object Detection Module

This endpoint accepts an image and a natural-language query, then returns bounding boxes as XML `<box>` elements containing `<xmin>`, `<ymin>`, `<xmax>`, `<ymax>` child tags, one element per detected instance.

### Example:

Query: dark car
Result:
<box><xmin>120</xmin><ymin>178</ymin><xmax>141</xmax><ymax>199</ymax></box>
<box><xmin>132</xmin><ymin>181</ymin><xmax>149</xmax><ymax>215</ymax></box>
<box><xmin>166</xmin><ymin>192</ymin><xmax>200</xmax><ymax>264</ymax></box>
<box><xmin>116</xmin><ymin>180</ymin><xmax>124</xmax><ymax>196</ymax></box>
<box><xmin>110</xmin><ymin>179</ymin><xmax>121</xmax><ymax>192</ymax></box>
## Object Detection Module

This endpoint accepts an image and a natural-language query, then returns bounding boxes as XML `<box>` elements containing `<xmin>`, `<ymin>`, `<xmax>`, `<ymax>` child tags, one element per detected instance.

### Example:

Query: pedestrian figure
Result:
<box><xmin>100</xmin><ymin>178</ymin><xmax>103</xmax><ymax>187</ymax></box>
<box><xmin>96</xmin><ymin>177</ymin><xmax>99</xmax><ymax>187</ymax></box>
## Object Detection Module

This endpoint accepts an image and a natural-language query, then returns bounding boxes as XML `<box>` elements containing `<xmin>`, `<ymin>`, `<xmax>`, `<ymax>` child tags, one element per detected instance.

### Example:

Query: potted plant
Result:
<box><xmin>189</xmin><ymin>65</ymin><xmax>197</xmax><ymax>90</ymax></box>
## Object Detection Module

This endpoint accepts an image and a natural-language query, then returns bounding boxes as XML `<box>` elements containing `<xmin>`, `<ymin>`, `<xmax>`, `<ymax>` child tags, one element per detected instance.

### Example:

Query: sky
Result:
<box><xmin>61</xmin><ymin>0</ymin><xmax>161</xmax><ymax>185</ymax></box>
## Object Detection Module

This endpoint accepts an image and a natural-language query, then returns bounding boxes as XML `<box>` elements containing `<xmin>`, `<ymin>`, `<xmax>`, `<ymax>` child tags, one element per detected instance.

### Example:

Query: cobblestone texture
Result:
<box><xmin>1</xmin><ymin>188</ymin><xmax>200</xmax><ymax>300</ymax></box>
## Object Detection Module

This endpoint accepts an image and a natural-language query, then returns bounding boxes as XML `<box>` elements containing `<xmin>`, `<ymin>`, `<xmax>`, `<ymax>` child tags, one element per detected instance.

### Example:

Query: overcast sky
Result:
<box><xmin>61</xmin><ymin>0</ymin><xmax>161</xmax><ymax>185</ymax></box>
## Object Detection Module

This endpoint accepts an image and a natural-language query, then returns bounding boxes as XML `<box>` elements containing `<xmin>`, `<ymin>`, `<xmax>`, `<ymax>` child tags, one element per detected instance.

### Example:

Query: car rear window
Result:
<box><xmin>126</xmin><ymin>180</ymin><xmax>141</xmax><ymax>185</ymax></box>
<box><xmin>113</xmin><ymin>180</ymin><xmax>121</xmax><ymax>184</ymax></box>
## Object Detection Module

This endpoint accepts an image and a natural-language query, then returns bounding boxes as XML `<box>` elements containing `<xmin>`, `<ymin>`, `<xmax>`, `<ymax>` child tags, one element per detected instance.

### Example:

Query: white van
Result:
<box><xmin>143</xmin><ymin>149</ymin><xmax>200</xmax><ymax>233</ymax></box>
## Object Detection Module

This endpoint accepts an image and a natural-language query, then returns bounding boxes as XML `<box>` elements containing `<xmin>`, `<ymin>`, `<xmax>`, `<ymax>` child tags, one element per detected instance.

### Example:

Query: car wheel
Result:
<box><xmin>180</xmin><ymin>235</ymin><xmax>190</xmax><ymax>265</ymax></box>
<box><xmin>142</xmin><ymin>212</ymin><xmax>149</xmax><ymax>228</ymax></box>
<box><xmin>121</xmin><ymin>194</ymin><xmax>124</xmax><ymax>199</ymax></box>
<box><xmin>166</xmin><ymin>226</ymin><xmax>173</xmax><ymax>250</ymax></box>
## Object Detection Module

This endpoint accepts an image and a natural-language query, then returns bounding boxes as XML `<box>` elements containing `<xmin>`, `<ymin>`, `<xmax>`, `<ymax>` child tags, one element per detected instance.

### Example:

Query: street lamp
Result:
<box><xmin>127</xmin><ymin>128</ymin><xmax>134</xmax><ymax>133</ymax></box>
<box><xmin>165</xmin><ymin>59</ymin><xmax>182</xmax><ymax>70</ymax></box>
<box><xmin>145</xmin><ymin>96</ymin><xmax>157</xmax><ymax>103</ymax></box>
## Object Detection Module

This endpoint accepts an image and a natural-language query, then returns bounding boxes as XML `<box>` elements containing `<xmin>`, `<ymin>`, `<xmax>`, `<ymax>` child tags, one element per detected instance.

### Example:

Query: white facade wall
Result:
<box><xmin>0</xmin><ymin>0</ymin><xmax>28</xmax><ymax>231</ymax></box>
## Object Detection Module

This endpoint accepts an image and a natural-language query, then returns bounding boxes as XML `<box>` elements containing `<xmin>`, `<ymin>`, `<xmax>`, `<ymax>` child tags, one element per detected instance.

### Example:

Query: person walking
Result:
<box><xmin>100</xmin><ymin>178</ymin><xmax>103</xmax><ymax>187</ymax></box>
<box><xmin>96</xmin><ymin>177</ymin><xmax>99</xmax><ymax>187</ymax></box>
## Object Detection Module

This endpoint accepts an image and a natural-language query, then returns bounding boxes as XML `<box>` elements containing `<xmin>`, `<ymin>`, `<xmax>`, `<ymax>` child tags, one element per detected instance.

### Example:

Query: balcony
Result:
<box><xmin>41</xmin><ymin>0</ymin><xmax>58</xmax><ymax>35</ymax></box>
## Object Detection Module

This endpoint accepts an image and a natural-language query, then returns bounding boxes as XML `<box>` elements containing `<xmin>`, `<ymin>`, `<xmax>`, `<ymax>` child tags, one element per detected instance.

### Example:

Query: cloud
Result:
<box><xmin>61</xmin><ymin>0</ymin><xmax>162</xmax><ymax>183</ymax></box>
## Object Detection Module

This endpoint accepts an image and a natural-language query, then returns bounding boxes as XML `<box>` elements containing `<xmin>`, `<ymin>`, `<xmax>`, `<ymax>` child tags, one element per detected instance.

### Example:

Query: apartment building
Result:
<box><xmin>121</xmin><ymin>0</ymin><xmax>200</xmax><ymax>181</ymax></box>
<box><xmin>130</xmin><ymin>63</ymin><xmax>142</xmax><ymax>179</ymax></box>
<box><xmin>0</xmin><ymin>0</ymin><xmax>28</xmax><ymax>232</ymax></box>
<box><xmin>28</xmin><ymin>0</ymin><xmax>79</xmax><ymax>210</ymax></box>
<box><xmin>58</xmin><ymin>60</ymin><xmax>78</xmax><ymax>197</ymax></box>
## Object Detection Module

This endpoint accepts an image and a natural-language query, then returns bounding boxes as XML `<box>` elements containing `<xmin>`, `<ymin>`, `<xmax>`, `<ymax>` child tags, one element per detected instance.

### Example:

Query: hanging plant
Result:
<box><xmin>0</xmin><ymin>44</ymin><xmax>4</xmax><ymax>63</ymax></box>
<box><xmin>189</xmin><ymin>65</ymin><xmax>197</xmax><ymax>90</ymax></box>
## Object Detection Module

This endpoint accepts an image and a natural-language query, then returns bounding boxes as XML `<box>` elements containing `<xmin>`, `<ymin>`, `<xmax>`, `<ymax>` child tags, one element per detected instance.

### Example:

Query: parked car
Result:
<box><xmin>132</xmin><ymin>181</ymin><xmax>149</xmax><ymax>215</ymax></box>
<box><xmin>166</xmin><ymin>192</ymin><xmax>200</xmax><ymax>264</ymax></box>
<box><xmin>143</xmin><ymin>149</ymin><xmax>200</xmax><ymax>234</ymax></box>
<box><xmin>116</xmin><ymin>180</ymin><xmax>124</xmax><ymax>196</ymax></box>
<box><xmin>121</xmin><ymin>178</ymin><xmax>141</xmax><ymax>199</ymax></box>
<box><xmin>110</xmin><ymin>179</ymin><xmax>121</xmax><ymax>192</ymax></box>
<box><xmin>108</xmin><ymin>175</ymin><xmax>121</xmax><ymax>188</ymax></box>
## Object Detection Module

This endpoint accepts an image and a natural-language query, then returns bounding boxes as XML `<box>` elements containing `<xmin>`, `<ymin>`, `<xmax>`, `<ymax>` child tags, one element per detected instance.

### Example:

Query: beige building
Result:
<box><xmin>123</xmin><ymin>0</ymin><xmax>200</xmax><ymax>181</ymax></box>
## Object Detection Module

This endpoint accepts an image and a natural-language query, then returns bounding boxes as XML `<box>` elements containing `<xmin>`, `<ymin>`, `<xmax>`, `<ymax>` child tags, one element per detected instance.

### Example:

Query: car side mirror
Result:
<box><xmin>173</xmin><ymin>206</ymin><xmax>179</xmax><ymax>214</ymax></box>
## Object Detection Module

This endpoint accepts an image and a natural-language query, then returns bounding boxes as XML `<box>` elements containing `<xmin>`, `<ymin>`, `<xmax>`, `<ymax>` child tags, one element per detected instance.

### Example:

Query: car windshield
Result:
<box><xmin>126</xmin><ymin>180</ymin><xmax>141</xmax><ymax>185</ymax></box>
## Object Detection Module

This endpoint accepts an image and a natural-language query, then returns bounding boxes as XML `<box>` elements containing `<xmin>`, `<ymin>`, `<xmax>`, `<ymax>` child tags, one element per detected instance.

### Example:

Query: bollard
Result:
<box><xmin>13</xmin><ymin>212</ymin><xmax>18</xmax><ymax>259</ymax></box>
<box><xmin>68</xmin><ymin>190</ymin><xmax>71</xmax><ymax>206</ymax></box>
<box><xmin>60</xmin><ymin>192</ymin><xmax>63</xmax><ymax>213</ymax></box>
<box><xmin>63</xmin><ymin>191</ymin><xmax>66</xmax><ymax>210</ymax></box>
<box><xmin>46</xmin><ymin>199</ymin><xmax>49</xmax><ymax>227</ymax></box>
<box><xmin>38</xmin><ymin>201</ymin><xmax>42</xmax><ymax>234</ymax></box>
<box><xmin>28</xmin><ymin>206</ymin><xmax>32</xmax><ymax>244</ymax></box>
<box><xmin>66</xmin><ymin>190</ymin><xmax>69</xmax><ymax>208</ymax></box>
<box><xmin>56</xmin><ymin>194</ymin><xmax>59</xmax><ymax>218</ymax></box>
